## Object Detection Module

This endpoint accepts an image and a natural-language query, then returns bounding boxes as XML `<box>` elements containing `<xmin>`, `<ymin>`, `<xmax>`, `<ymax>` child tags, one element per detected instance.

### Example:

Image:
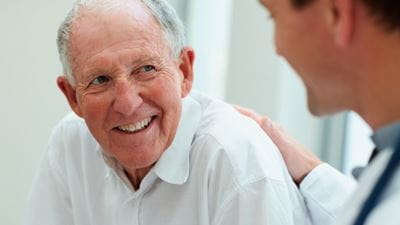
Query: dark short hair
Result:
<box><xmin>291</xmin><ymin>0</ymin><xmax>400</xmax><ymax>31</ymax></box>
<box><xmin>290</xmin><ymin>0</ymin><xmax>313</xmax><ymax>9</ymax></box>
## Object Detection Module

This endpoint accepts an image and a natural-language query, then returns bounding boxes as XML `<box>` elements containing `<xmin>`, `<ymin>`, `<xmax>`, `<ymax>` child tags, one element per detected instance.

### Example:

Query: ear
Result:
<box><xmin>57</xmin><ymin>76</ymin><xmax>83</xmax><ymax>117</ymax></box>
<box><xmin>331</xmin><ymin>0</ymin><xmax>355</xmax><ymax>47</ymax></box>
<box><xmin>177</xmin><ymin>47</ymin><xmax>195</xmax><ymax>98</ymax></box>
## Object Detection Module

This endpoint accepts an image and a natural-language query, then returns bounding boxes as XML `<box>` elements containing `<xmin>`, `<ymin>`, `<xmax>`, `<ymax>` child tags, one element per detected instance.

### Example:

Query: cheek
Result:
<box><xmin>274</xmin><ymin>31</ymin><xmax>283</xmax><ymax>56</ymax></box>
<box><xmin>157</xmin><ymin>84</ymin><xmax>182</xmax><ymax>117</ymax></box>
<box><xmin>273</xmin><ymin>15</ymin><xmax>311</xmax><ymax>57</ymax></box>
<box><xmin>151</xmin><ymin>74</ymin><xmax>182</xmax><ymax>103</ymax></box>
<box><xmin>274</xmin><ymin>29</ymin><xmax>290</xmax><ymax>58</ymax></box>
<box><xmin>80</xmin><ymin>94</ymin><xmax>106</xmax><ymax>113</ymax></box>
<box><xmin>78</xmin><ymin>94</ymin><xmax>112</xmax><ymax>128</ymax></box>
<box><xmin>151</xmin><ymin>77</ymin><xmax>183</xmax><ymax>130</ymax></box>
<box><xmin>273</xmin><ymin>20</ymin><xmax>293</xmax><ymax>57</ymax></box>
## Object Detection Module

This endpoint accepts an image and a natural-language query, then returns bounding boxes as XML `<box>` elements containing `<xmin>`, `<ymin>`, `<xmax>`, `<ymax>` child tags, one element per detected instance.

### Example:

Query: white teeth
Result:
<box><xmin>117</xmin><ymin>117</ymin><xmax>152</xmax><ymax>133</ymax></box>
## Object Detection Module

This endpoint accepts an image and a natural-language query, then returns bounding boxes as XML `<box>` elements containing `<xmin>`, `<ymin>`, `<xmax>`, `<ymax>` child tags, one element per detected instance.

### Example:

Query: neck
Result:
<box><xmin>124</xmin><ymin>166</ymin><xmax>152</xmax><ymax>190</ymax></box>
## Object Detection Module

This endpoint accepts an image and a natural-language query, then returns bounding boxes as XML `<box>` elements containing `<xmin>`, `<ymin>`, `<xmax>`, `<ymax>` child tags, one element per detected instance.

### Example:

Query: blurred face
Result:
<box><xmin>259</xmin><ymin>0</ymin><xmax>352</xmax><ymax>115</ymax></box>
<box><xmin>58</xmin><ymin>6</ymin><xmax>193</xmax><ymax>173</ymax></box>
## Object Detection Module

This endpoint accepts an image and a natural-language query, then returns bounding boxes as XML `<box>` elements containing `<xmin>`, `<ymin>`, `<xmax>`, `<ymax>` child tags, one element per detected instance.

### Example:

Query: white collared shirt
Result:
<box><xmin>24</xmin><ymin>92</ymin><xmax>311</xmax><ymax>225</ymax></box>
<box><xmin>300</xmin><ymin>163</ymin><xmax>357</xmax><ymax>225</ymax></box>
<box><xmin>300</xmin><ymin>150</ymin><xmax>400</xmax><ymax>225</ymax></box>
<box><xmin>335</xmin><ymin>149</ymin><xmax>400</xmax><ymax>225</ymax></box>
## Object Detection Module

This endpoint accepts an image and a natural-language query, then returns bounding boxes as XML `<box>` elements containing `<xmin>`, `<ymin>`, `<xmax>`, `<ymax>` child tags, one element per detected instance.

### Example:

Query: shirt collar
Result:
<box><xmin>371</xmin><ymin>121</ymin><xmax>400</xmax><ymax>151</ymax></box>
<box><xmin>99</xmin><ymin>95</ymin><xmax>202</xmax><ymax>186</ymax></box>
<box><xmin>153</xmin><ymin>95</ymin><xmax>202</xmax><ymax>185</ymax></box>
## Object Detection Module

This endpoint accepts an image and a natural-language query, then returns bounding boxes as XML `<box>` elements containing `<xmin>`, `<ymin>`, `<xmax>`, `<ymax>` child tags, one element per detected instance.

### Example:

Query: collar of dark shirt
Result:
<box><xmin>371</xmin><ymin>121</ymin><xmax>400</xmax><ymax>151</ymax></box>
<box><xmin>352</xmin><ymin>121</ymin><xmax>400</xmax><ymax>180</ymax></box>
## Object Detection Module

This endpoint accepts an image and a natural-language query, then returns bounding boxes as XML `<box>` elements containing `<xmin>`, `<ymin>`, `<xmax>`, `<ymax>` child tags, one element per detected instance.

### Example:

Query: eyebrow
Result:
<box><xmin>131</xmin><ymin>55</ymin><xmax>159</xmax><ymax>66</ymax></box>
<box><xmin>83</xmin><ymin>54</ymin><xmax>160</xmax><ymax>76</ymax></box>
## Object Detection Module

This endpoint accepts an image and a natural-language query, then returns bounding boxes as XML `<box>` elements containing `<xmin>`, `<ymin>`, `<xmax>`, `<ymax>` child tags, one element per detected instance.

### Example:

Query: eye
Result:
<box><xmin>90</xmin><ymin>75</ymin><xmax>110</xmax><ymax>86</ymax></box>
<box><xmin>133</xmin><ymin>65</ymin><xmax>157</xmax><ymax>80</ymax></box>
<box><xmin>141</xmin><ymin>65</ymin><xmax>156</xmax><ymax>73</ymax></box>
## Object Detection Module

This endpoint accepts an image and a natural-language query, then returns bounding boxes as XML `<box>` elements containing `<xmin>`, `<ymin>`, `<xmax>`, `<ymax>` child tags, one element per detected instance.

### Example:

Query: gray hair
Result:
<box><xmin>57</xmin><ymin>0</ymin><xmax>186</xmax><ymax>85</ymax></box>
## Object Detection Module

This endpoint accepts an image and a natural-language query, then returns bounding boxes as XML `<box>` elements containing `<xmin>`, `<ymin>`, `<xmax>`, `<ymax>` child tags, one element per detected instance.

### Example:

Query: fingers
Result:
<box><xmin>234</xmin><ymin>105</ymin><xmax>280</xmax><ymax>139</ymax></box>
<box><xmin>234</xmin><ymin>105</ymin><xmax>263</xmax><ymax>124</ymax></box>
<box><xmin>234</xmin><ymin>104</ymin><xmax>322</xmax><ymax>184</ymax></box>
<box><xmin>259</xmin><ymin>116</ymin><xmax>273</xmax><ymax>131</ymax></box>
<box><xmin>259</xmin><ymin>116</ymin><xmax>285</xmax><ymax>142</ymax></box>
<box><xmin>259</xmin><ymin>115</ymin><xmax>322</xmax><ymax>184</ymax></box>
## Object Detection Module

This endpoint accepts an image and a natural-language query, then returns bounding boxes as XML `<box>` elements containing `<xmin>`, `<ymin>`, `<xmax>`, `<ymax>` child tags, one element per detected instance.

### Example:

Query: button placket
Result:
<box><xmin>115</xmin><ymin>172</ymin><xmax>158</xmax><ymax>225</ymax></box>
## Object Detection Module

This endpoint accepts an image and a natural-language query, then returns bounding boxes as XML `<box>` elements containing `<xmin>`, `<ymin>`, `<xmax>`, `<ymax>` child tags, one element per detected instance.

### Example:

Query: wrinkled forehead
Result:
<box><xmin>68</xmin><ymin>3</ymin><xmax>166</xmax><ymax>65</ymax></box>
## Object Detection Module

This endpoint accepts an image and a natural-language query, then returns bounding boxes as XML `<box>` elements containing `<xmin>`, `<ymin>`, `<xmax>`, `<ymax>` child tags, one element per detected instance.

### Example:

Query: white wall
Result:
<box><xmin>0</xmin><ymin>1</ymin><xmax>194</xmax><ymax>224</ymax></box>
<box><xmin>225</xmin><ymin>0</ymin><xmax>280</xmax><ymax>117</ymax></box>
<box><xmin>0</xmin><ymin>1</ymin><xmax>72</xmax><ymax>224</ymax></box>
<box><xmin>0</xmin><ymin>0</ymin><xmax>346</xmax><ymax>224</ymax></box>
<box><xmin>185</xmin><ymin>0</ymin><xmax>232</xmax><ymax>99</ymax></box>
<box><xmin>343</xmin><ymin>112</ymin><xmax>374</xmax><ymax>174</ymax></box>
<box><xmin>224</xmin><ymin>0</ymin><xmax>326</xmax><ymax>155</ymax></box>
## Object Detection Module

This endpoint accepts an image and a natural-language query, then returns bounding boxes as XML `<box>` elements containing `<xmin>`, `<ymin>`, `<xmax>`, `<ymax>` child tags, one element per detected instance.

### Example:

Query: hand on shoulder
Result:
<box><xmin>235</xmin><ymin>105</ymin><xmax>322</xmax><ymax>184</ymax></box>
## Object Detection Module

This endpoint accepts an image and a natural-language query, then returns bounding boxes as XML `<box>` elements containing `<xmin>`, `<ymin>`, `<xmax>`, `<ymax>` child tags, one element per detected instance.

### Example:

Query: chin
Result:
<box><xmin>307</xmin><ymin>93</ymin><xmax>342</xmax><ymax>117</ymax></box>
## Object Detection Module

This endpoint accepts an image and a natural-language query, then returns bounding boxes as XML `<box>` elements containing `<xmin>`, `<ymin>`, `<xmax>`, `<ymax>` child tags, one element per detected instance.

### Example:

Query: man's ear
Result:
<box><xmin>57</xmin><ymin>76</ymin><xmax>83</xmax><ymax>117</ymax></box>
<box><xmin>178</xmin><ymin>47</ymin><xmax>195</xmax><ymax>98</ymax></box>
<box><xmin>331</xmin><ymin>0</ymin><xmax>355</xmax><ymax>47</ymax></box>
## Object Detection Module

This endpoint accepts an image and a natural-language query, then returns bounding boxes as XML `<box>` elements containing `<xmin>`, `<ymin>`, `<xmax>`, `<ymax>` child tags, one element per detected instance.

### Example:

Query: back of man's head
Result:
<box><xmin>291</xmin><ymin>0</ymin><xmax>400</xmax><ymax>32</ymax></box>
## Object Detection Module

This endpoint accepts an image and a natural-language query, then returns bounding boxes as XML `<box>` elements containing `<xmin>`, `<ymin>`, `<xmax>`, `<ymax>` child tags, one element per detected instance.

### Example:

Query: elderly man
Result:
<box><xmin>24</xmin><ymin>0</ymin><xmax>311</xmax><ymax>224</ymax></box>
<box><xmin>239</xmin><ymin>0</ymin><xmax>400</xmax><ymax>225</ymax></box>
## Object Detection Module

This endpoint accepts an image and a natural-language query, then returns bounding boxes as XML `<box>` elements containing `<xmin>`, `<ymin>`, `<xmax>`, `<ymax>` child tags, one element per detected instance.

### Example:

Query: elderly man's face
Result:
<box><xmin>58</xmin><ymin>6</ymin><xmax>194</xmax><ymax>174</ymax></box>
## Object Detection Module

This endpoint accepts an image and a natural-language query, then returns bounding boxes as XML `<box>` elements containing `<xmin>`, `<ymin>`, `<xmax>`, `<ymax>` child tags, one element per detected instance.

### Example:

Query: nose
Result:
<box><xmin>112</xmin><ymin>79</ymin><xmax>143</xmax><ymax>117</ymax></box>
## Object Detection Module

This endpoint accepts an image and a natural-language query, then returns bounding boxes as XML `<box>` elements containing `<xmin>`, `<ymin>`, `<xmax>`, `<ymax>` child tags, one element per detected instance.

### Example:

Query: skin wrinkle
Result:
<box><xmin>57</xmin><ymin>0</ymin><xmax>194</xmax><ymax>190</ymax></box>
<box><xmin>69</xmin><ymin>5</ymin><xmax>171</xmax><ymax>86</ymax></box>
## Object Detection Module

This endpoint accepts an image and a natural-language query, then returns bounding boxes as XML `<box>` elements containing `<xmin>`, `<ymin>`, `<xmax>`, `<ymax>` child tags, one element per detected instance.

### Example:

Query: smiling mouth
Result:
<box><xmin>115</xmin><ymin>116</ymin><xmax>155</xmax><ymax>133</ymax></box>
